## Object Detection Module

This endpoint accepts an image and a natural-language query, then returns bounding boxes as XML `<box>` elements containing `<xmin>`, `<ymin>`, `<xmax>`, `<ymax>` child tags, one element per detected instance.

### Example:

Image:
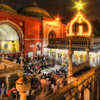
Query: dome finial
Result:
<box><xmin>33</xmin><ymin>0</ymin><xmax>38</xmax><ymax>7</ymax></box>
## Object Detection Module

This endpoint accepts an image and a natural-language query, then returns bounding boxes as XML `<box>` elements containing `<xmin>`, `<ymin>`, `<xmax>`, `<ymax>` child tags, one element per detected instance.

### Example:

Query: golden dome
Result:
<box><xmin>0</xmin><ymin>4</ymin><xmax>16</xmax><ymax>13</ymax></box>
<box><xmin>21</xmin><ymin>6</ymin><xmax>51</xmax><ymax>18</ymax></box>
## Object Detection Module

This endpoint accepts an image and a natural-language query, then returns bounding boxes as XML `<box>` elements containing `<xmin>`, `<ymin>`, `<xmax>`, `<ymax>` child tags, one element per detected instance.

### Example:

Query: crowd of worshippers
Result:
<box><xmin>23</xmin><ymin>70</ymin><xmax>67</xmax><ymax>100</ymax></box>
<box><xmin>21</xmin><ymin>57</ymin><xmax>67</xmax><ymax>99</ymax></box>
<box><xmin>23</xmin><ymin>56</ymin><xmax>49</xmax><ymax>73</ymax></box>
<box><xmin>1</xmin><ymin>54</ymin><xmax>68</xmax><ymax>99</ymax></box>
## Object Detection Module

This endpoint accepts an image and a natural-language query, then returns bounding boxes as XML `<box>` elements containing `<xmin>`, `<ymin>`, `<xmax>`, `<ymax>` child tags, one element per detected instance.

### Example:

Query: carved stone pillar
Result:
<box><xmin>91</xmin><ymin>76</ymin><xmax>95</xmax><ymax>100</ymax></box>
<box><xmin>20</xmin><ymin>93</ymin><xmax>28</xmax><ymax>100</ymax></box>
<box><xmin>20</xmin><ymin>55</ymin><xmax>23</xmax><ymax>70</ymax></box>
<box><xmin>97</xmin><ymin>79</ymin><xmax>100</xmax><ymax>100</ymax></box>
<box><xmin>78</xmin><ymin>92</ymin><xmax>82</xmax><ymax>100</ymax></box>
<box><xmin>67</xmin><ymin>49</ymin><xmax>72</xmax><ymax>75</ymax></box>
<box><xmin>84</xmin><ymin>88</ymin><xmax>90</xmax><ymax>100</ymax></box>
<box><xmin>67</xmin><ymin>39</ymin><xmax>73</xmax><ymax>83</ymax></box>
<box><xmin>19</xmin><ymin>55</ymin><xmax>23</xmax><ymax>77</ymax></box>
<box><xmin>6</xmin><ymin>75</ymin><xmax>10</xmax><ymax>94</ymax></box>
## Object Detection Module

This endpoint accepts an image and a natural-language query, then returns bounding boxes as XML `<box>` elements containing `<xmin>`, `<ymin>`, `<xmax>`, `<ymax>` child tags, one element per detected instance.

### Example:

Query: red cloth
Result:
<box><xmin>37</xmin><ymin>65</ymin><xmax>40</xmax><ymax>69</ymax></box>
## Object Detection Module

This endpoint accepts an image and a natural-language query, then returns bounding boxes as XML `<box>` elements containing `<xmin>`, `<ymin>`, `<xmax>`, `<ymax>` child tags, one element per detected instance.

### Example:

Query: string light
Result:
<box><xmin>67</xmin><ymin>11</ymin><xmax>92</xmax><ymax>37</ymax></box>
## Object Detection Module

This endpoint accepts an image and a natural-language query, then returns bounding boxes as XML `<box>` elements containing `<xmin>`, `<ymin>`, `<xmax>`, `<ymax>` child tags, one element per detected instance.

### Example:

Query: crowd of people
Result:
<box><xmin>21</xmin><ymin>56</ymin><xmax>68</xmax><ymax>100</ymax></box>
<box><xmin>0</xmin><ymin>54</ymin><xmax>68</xmax><ymax>100</ymax></box>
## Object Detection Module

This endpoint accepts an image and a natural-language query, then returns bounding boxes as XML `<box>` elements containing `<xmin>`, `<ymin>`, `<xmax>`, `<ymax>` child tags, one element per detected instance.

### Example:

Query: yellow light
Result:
<box><xmin>43</xmin><ymin>17</ymin><xmax>60</xmax><ymax>26</ymax></box>
<box><xmin>43</xmin><ymin>17</ymin><xmax>61</xmax><ymax>39</ymax></box>
<box><xmin>55</xmin><ymin>17</ymin><xmax>60</xmax><ymax>21</ymax></box>
<box><xmin>67</xmin><ymin>11</ymin><xmax>92</xmax><ymax>37</ymax></box>
<box><xmin>74</xmin><ymin>0</ymin><xmax>86</xmax><ymax>11</ymax></box>
<box><xmin>78</xmin><ymin>25</ymin><xmax>83</xmax><ymax>35</ymax></box>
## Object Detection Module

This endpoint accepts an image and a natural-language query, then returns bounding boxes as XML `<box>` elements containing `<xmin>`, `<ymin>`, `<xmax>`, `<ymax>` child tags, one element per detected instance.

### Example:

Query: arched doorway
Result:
<box><xmin>84</xmin><ymin>88</ymin><xmax>90</xmax><ymax>100</ymax></box>
<box><xmin>36</xmin><ymin>42</ymin><xmax>41</xmax><ymax>56</ymax></box>
<box><xmin>48</xmin><ymin>31</ymin><xmax>56</xmax><ymax>45</ymax></box>
<box><xmin>48</xmin><ymin>31</ymin><xmax>56</xmax><ymax>39</ymax></box>
<box><xmin>0</xmin><ymin>21</ymin><xmax>23</xmax><ymax>54</ymax></box>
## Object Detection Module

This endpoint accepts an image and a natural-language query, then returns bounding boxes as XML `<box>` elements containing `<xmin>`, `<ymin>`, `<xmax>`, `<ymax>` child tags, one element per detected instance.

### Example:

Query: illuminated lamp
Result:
<box><xmin>55</xmin><ymin>17</ymin><xmax>60</xmax><ymax>21</ymax></box>
<box><xmin>43</xmin><ymin>16</ymin><xmax>60</xmax><ymax>26</ymax></box>
<box><xmin>73</xmin><ymin>0</ymin><xmax>86</xmax><ymax>11</ymax></box>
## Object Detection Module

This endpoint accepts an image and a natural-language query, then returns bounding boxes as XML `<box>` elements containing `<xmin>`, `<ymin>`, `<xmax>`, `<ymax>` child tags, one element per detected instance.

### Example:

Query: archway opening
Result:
<box><xmin>48</xmin><ymin>31</ymin><xmax>56</xmax><ymax>39</ymax></box>
<box><xmin>48</xmin><ymin>31</ymin><xmax>56</xmax><ymax>45</ymax></box>
<box><xmin>0</xmin><ymin>24</ymin><xmax>20</xmax><ymax>53</ymax></box>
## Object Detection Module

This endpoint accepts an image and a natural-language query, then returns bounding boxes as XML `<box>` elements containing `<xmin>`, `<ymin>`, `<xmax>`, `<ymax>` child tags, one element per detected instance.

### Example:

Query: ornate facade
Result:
<box><xmin>0</xmin><ymin>3</ymin><xmax>100</xmax><ymax>100</ymax></box>
<box><xmin>0</xmin><ymin>3</ymin><xmax>66</xmax><ymax>57</ymax></box>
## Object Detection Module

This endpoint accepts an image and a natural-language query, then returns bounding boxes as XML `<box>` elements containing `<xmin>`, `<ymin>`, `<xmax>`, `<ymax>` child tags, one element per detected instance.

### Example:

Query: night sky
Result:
<box><xmin>0</xmin><ymin>0</ymin><xmax>100</xmax><ymax>19</ymax></box>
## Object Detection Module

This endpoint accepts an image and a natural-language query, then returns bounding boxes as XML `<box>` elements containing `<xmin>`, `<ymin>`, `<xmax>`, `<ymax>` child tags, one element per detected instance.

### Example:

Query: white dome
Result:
<box><xmin>0</xmin><ymin>24</ymin><xmax>19</xmax><ymax>41</ymax></box>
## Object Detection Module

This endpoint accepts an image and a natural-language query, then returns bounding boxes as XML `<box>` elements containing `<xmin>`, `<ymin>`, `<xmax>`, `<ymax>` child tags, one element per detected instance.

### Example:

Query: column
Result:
<box><xmin>20</xmin><ymin>93</ymin><xmax>27</xmax><ymax>100</ymax></box>
<box><xmin>97</xmin><ymin>79</ymin><xmax>99</xmax><ymax>100</ymax></box>
<box><xmin>19</xmin><ymin>54</ymin><xmax>23</xmax><ymax>77</ymax></box>
<box><xmin>20</xmin><ymin>55</ymin><xmax>23</xmax><ymax>69</ymax></box>
<box><xmin>67</xmin><ymin>39</ymin><xmax>73</xmax><ymax>83</ymax></box>
<box><xmin>67</xmin><ymin>49</ymin><xmax>72</xmax><ymax>77</ymax></box>
<box><xmin>84</xmin><ymin>88</ymin><xmax>90</xmax><ymax>100</ymax></box>
<box><xmin>6</xmin><ymin>75</ymin><xmax>10</xmax><ymax>94</ymax></box>
<box><xmin>86</xmin><ymin>48</ymin><xmax>89</xmax><ymax>66</ymax></box>
<box><xmin>79</xmin><ymin>92</ymin><xmax>82</xmax><ymax>100</ymax></box>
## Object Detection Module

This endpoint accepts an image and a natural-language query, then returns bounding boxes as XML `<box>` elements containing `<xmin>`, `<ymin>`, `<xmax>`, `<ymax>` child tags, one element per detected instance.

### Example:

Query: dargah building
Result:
<box><xmin>0</xmin><ymin>3</ymin><xmax>65</xmax><ymax>56</ymax></box>
<box><xmin>0</xmin><ymin>2</ymin><xmax>100</xmax><ymax>66</ymax></box>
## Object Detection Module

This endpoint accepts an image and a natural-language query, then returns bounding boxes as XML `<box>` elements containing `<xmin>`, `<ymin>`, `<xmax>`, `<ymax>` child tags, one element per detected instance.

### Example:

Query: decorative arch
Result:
<box><xmin>0</xmin><ymin>20</ymin><xmax>23</xmax><ymax>53</ymax></box>
<box><xmin>48</xmin><ymin>31</ymin><xmax>56</xmax><ymax>39</ymax></box>
<box><xmin>48</xmin><ymin>31</ymin><xmax>56</xmax><ymax>45</ymax></box>
<box><xmin>0</xmin><ymin>20</ymin><xmax>23</xmax><ymax>40</ymax></box>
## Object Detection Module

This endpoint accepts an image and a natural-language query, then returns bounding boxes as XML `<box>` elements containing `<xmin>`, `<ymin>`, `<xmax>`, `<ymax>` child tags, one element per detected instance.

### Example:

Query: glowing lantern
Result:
<box><xmin>67</xmin><ymin>11</ymin><xmax>92</xmax><ymax>37</ymax></box>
